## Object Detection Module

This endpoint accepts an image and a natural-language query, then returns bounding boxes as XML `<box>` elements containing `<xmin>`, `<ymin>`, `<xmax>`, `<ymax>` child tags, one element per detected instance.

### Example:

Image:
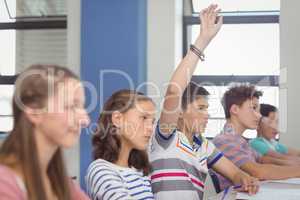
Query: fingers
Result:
<box><xmin>198</xmin><ymin>4</ymin><xmax>223</xmax><ymax>40</ymax></box>
<box><xmin>200</xmin><ymin>7</ymin><xmax>209</xmax><ymax>25</ymax></box>
<box><xmin>241</xmin><ymin>177</ymin><xmax>259</xmax><ymax>195</ymax></box>
<box><xmin>207</xmin><ymin>4</ymin><xmax>218</xmax><ymax>20</ymax></box>
<box><xmin>206</xmin><ymin>4</ymin><xmax>220</xmax><ymax>24</ymax></box>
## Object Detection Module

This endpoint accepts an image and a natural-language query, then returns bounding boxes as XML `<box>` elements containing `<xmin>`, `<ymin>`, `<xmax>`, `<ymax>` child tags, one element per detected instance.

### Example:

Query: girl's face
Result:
<box><xmin>119</xmin><ymin>100</ymin><xmax>156</xmax><ymax>150</ymax></box>
<box><xmin>259</xmin><ymin>112</ymin><xmax>279</xmax><ymax>140</ymax></box>
<box><xmin>33</xmin><ymin>78</ymin><xmax>90</xmax><ymax>148</ymax></box>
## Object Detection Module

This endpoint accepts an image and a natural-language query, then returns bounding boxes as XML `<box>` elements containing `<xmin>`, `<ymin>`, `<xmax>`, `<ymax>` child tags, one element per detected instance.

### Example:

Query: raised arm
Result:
<box><xmin>159</xmin><ymin>4</ymin><xmax>223</xmax><ymax>135</ymax></box>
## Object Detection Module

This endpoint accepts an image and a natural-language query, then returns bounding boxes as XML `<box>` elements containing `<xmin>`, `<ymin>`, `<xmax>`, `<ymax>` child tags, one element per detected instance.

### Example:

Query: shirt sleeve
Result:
<box><xmin>213</xmin><ymin>136</ymin><xmax>255</xmax><ymax>167</ymax></box>
<box><xmin>0</xmin><ymin>175</ymin><xmax>24</xmax><ymax>199</ymax></box>
<box><xmin>86</xmin><ymin>160</ymin><xmax>134</xmax><ymax>200</ymax></box>
<box><xmin>250</xmin><ymin>138</ymin><xmax>270</xmax><ymax>156</ymax></box>
<box><xmin>153</xmin><ymin>120</ymin><xmax>176</xmax><ymax>149</ymax></box>
<box><xmin>276</xmin><ymin>142</ymin><xmax>288</xmax><ymax>154</ymax></box>
<box><xmin>205</xmin><ymin>140</ymin><xmax>223</xmax><ymax>169</ymax></box>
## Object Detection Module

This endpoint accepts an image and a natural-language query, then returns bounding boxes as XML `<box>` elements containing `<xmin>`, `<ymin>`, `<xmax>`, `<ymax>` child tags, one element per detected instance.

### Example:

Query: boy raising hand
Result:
<box><xmin>149</xmin><ymin>4</ymin><xmax>259</xmax><ymax>200</ymax></box>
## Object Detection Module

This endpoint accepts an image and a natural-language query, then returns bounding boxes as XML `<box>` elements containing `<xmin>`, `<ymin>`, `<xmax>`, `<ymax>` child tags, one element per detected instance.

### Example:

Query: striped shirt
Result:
<box><xmin>86</xmin><ymin>159</ymin><xmax>154</xmax><ymax>200</ymax></box>
<box><xmin>212</xmin><ymin>123</ymin><xmax>260</xmax><ymax>191</ymax></box>
<box><xmin>148</xmin><ymin>122</ymin><xmax>223</xmax><ymax>200</ymax></box>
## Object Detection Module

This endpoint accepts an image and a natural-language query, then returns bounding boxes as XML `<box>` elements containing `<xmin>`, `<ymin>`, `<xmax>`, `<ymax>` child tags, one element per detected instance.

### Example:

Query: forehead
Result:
<box><xmin>242</xmin><ymin>97</ymin><xmax>259</xmax><ymax>106</ymax></box>
<box><xmin>190</xmin><ymin>96</ymin><xmax>209</xmax><ymax>107</ymax></box>
<box><xmin>133</xmin><ymin>100</ymin><xmax>156</xmax><ymax>114</ymax></box>
<box><xmin>55</xmin><ymin>79</ymin><xmax>84</xmax><ymax>102</ymax></box>
<box><xmin>268</xmin><ymin>111</ymin><xmax>278</xmax><ymax>120</ymax></box>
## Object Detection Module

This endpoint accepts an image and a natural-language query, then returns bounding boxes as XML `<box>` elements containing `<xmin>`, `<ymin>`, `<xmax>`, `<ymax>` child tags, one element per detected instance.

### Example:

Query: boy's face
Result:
<box><xmin>259</xmin><ymin>111</ymin><xmax>279</xmax><ymax>140</ymax></box>
<box><xmin>182</xmin><ymin>96</ymin><xmax>209</xmax><ymax>134</ymax></box>
<box><xmin>233</xmin><ymin>97</ymin><xmax>262</xmax><ymax>130</ymax></box>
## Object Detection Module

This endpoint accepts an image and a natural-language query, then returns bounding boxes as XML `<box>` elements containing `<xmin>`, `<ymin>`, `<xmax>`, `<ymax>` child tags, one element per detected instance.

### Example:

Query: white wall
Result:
<box><xmin>63</xmin><ymin>0</ymin><xmax>81</xmax><ymax>181</ymax></box>
<box><xmin>279</xmin><ymin>1</ymin><xmax>300</xmax><ymax>148</ymax></box>
<box><xmin>147</xmin><ymin>0</ymin><xmax>183</xmax><ymax>109</ymax></box>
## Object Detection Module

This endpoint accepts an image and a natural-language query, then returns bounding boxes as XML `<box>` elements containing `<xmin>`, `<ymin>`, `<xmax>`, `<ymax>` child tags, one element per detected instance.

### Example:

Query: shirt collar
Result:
<box><xmin>222</xmin><ymin>122</ymin><xmax>237</xmax><ymax>135</ymax></box>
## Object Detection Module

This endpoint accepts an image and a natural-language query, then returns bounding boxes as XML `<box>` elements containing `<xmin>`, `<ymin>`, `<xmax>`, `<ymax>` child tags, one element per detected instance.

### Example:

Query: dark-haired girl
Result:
<box><xmin>86</xmin><ymin>90</ymin><xmax>155</xmax><ymax>200</ymax></box>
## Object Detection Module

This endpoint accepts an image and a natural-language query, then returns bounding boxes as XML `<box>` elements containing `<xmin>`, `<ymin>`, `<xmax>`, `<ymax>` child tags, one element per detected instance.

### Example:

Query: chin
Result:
<box><xmin>135</xmin><ymin>144</ymin><xmax>148</xmax><ymax>151</ymax></box>
<box><xmin>60</xmin><ymin>138</ymin><xmax>79</xmax><ymax>148</ymax></box>
<box><xmin>248</xmin><ymin>124</ymin><xmax>258</xmax><ymax>130</ymax></box>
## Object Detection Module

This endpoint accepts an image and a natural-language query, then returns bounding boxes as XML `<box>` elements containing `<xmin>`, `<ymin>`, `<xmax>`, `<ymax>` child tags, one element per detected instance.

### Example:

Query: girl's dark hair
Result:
<box><xmin>260</xmin><ymin>103</ymin><xmax>277</xmax><ymax>117</ymax></box>
<box><xmin>92</xmin><ymin>89</ymin><xmax>154</xmax><ymax>175</ymax></box>
<box><xmin>0</xmin><ymin>64</ymin><xmax>79</xmax><ymax>200</ymax></box>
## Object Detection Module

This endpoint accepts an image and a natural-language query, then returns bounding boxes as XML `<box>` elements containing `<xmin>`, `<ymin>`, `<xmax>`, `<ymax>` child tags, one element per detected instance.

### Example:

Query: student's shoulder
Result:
<box><xmin>212</xmin><ymin>133</ymin><xmax>234</xmax><ymax>144</ymax></box>
<box><xmin>0</xmin><ymin>164</ymin><xmax>18</xmax><ymax>181</ymax></box>
<box><xmin>68</xmin><ymin>179</ymin><xmax>89</xmax><ymax>200</ymax></box>
<box><xmin>0</xmin><ymin>164</ymin><xmax>24</xmax><ymax>196</ymax></box>
<box><xmin>87</xmin><ymin>159</ymin><xmax>118</xmax><ymax>174</ymax></box>
<box><xmin>249</xmin><ymin>138</ymin><xmax>268</xmax><ymax>147</ymax></box>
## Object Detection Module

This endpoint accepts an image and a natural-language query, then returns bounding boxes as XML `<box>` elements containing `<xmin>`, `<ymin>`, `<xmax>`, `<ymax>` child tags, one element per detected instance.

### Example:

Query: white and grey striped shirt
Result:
<box><xmin>86</xmin><ymin>159</ymin><xmax>154</xmax><ymax>200</ymax></box>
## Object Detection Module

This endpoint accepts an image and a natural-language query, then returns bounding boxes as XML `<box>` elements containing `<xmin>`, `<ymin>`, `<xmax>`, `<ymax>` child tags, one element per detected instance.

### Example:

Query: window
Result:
<box><xmin>0</xmin><ymin>0</ymin><xmax>66</xmax><ymax>133</ymax></box>
<box><xmin>191</xmin><ymin>24</ymin><xmax>279</xmax><ymax>76</ymax></box>
<box><xmin>192</xmin><ymin>0</ymin><xmax>280</xmax><ymax>13</ymax></box>
<box><xmin>184</xmin><ymin>1</ymin><xmax>280</xmax><ymax>139</ymax></box>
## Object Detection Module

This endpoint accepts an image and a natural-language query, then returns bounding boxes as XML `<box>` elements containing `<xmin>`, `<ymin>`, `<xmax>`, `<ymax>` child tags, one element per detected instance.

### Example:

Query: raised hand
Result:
<box><xmin>194</xmin><ymin>4</ymin><xmax>223</xmax><ymax>51</ymax></box>
<box><xmin>200</xmin><ymin>4</ymin><xmax>223</xmax><ymax>41</ymax></box>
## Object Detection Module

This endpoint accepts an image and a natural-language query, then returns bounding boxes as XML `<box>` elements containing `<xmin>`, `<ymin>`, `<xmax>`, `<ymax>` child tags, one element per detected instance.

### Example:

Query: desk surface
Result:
<box><xmin>209</xmin><ymin>178</ymin><xmax>300</xmax><ymax>200</ymax></box>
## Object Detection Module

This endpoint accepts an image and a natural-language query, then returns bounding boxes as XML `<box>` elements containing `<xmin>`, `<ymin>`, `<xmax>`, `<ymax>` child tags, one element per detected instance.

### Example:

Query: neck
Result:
<box><xmin>115</xmin><ymin>139</ymin><xmax>131</xmax><ymax>168</ymax></box>
<box><xmin>178</xmin><ymin>121</ymin><xmax>194</xmax><ymax>145</ymax></box>
<box><xmin>256</xmin><ymin>130</ymin><xmax>264</xmax><ymax>138</ymax></box>
<box><xmin>227</xmin><ymin>118</ymin><xmax>246</xmax><ymax>136</ymax></box>
<box><xmin>34</xmin><ymin>129</ymin><xmax>58</xmax><ymax>174</ymax></box>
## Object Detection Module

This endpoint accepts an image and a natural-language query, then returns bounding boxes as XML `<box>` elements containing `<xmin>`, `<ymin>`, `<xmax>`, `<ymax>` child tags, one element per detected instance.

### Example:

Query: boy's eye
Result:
<box><xmin>141</xmin><ymin>116</ymin><xmax>147</xmax><ymax>120</ymax></box>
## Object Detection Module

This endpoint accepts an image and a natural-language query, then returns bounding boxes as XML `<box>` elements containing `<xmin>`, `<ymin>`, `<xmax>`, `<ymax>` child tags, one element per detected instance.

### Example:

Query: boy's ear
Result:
<box><xmin>178</xmin><ymin>110</ymin><xmax>184</xmax><ymax>119</ymax></box>
<box><xmin>230</xmin><ymin>104</ymin><xmax>239</xmax><ymax>116</ymax></box>
<box><xmin>111</xmin><ymin>111</ymin><xmax>123</xmax><ymax>128</ymax></box>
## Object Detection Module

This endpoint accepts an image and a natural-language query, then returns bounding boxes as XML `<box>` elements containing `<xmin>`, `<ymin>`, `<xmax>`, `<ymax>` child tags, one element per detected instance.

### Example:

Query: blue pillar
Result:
<box><xmin>80</xmin><ymin>0</ymin><xmax>147</xmax><ymax>189</ymax></box>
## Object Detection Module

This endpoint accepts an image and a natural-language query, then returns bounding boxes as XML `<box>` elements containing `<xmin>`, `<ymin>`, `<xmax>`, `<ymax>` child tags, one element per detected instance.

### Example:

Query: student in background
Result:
<box><xmin>250</xmin><ymin>103</ymin><xmax>300</xmax><ymax>166</ymax></box>
<box><xmin>86</xmin><ymin>89</ymin><xmax>156</xmax><ymax>200</ymax></box>
<box><xmin>212</xmin><ymin>84</ymin><xmax>300</xmax><ymax>191</ymax></box>
<box><xmin>149</xmin><ymin>5</ymin><xmax>259</xmax><ymax>200</ymax></box>
<box><xmin>0</xmin><ymin>65</ymin><xmax>90</xmax><ymax>200</ymax></box>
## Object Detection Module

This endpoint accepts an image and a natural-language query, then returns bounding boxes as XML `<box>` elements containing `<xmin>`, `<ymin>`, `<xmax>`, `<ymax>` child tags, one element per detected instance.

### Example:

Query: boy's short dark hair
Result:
<box><xmin>222</xmin><ymin>84</ymin><xmax>263</xmax><ymax>119</ymax></box>
<box><xmin>260</xmin><ymin>103</ymin><xmax>277</xmax><ymax>117</ymax></box>
<box><xmin>181</xmin><ymin>81</ymin><xmax>209</xmax><ymax>110</ymax></box>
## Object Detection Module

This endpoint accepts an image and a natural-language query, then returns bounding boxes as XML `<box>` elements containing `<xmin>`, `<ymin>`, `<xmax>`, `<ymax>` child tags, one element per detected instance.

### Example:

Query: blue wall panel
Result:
<box><xmin>80</xmin><ymin>0</ymin><xmax>147</xmax><ymax>189</ymax></box>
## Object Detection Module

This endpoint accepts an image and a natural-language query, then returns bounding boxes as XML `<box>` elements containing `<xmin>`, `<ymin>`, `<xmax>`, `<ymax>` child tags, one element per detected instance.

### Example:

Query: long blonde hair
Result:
<box><xmin>0</xmin><ymin>64</ymin><xmax>79</xmax><ymax>200</ymax></box>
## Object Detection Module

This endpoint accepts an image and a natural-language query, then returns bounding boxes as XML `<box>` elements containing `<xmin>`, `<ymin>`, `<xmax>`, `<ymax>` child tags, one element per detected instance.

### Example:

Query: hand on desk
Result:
<box><xmin>233</xmin><ymin>171</ymin><xmax>259</xmax><ymax>195</ymax></box>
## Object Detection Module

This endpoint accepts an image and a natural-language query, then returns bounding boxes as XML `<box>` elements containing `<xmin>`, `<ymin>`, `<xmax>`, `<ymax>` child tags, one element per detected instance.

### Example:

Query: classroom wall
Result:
<box><xmin>63</xmin><ymin>0</ymin><xmax>81</xmax><ymax>181</ymax></box>
<box><xmin>147</xmin><ymin>0</ymin><xmax>183</xmax><ymax>110</ymax></box>
<box><xmin>279</xmin><ymin>1</ymin><xmax>300</xmax><ymax>148</ymax></box>
<box><xmin>80</xmin><ymin>0</ymin><xmax>147</xmax><ymax>189</ymax></box>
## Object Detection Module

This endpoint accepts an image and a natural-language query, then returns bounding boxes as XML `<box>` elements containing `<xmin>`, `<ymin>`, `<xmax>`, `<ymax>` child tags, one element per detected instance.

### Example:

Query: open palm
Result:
<box><xmin>199</xmin><ymin>4</ymin><xmax>223</xmax><ymax>41</ymax></box>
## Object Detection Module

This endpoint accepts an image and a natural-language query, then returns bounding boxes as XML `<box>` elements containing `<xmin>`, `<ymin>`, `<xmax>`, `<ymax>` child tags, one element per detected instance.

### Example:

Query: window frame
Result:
<box><xmin>183</xmin><ymin>2</ymin><xmax>280</xmax><ymax>139</ymax></box>
<box><xmin>0</xmin><ymin>13</ymin><xmax>66</xmax><ymax>134</ymax></box>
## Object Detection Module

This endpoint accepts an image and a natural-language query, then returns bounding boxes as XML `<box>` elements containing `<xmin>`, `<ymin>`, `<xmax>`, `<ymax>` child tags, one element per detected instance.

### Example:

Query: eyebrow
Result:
<box><xmin>198</xmin><ymin>104</ymin><xmax>209</xmax><ymax>107</ymax></box>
